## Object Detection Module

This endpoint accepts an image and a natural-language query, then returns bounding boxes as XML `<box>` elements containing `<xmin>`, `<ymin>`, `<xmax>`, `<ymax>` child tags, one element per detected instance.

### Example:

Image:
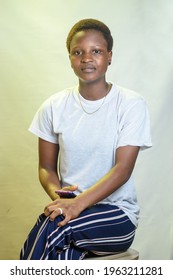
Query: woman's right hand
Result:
<box><xmin>61</xmin><ymin>185</ymin><xmax>78</xmax><ymax>192</ymax></box>
<box><xmin>55</xmin><ymin>185</ymin><xmax>78</xmax><ymax>198</ymax></box>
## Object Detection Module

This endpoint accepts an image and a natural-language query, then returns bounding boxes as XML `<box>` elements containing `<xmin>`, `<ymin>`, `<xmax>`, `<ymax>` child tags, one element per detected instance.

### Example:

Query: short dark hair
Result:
<box><xmin>66</xmin><ymin>18</ymin><xmax>113</xmax><ymax>53</ymax></box>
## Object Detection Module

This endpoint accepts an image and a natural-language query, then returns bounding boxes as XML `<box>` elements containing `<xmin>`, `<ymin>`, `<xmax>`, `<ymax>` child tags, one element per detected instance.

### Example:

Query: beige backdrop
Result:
<box><xmin>0</xmin><ymin>0</ymin><xmax>173</xmax><ymax>259</ymax></box>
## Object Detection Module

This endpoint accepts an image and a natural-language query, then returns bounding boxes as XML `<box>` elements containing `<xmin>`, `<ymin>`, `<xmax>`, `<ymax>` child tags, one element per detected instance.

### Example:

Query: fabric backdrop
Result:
<box><xmin>0</xmin><ymin>0</ymin><xmax>173</xmax><ymax>259</ymax></box>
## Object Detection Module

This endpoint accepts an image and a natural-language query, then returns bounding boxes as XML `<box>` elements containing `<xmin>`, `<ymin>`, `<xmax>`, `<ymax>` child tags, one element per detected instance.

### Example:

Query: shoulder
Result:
<box><xmin>39</xmin><ymin>86</ymin><xmax>75</xmax><ymax>112</ymax></box>
<box><xmin>45</xmin><ymin>87</ymin><xmax>74</xmax><ymax>105</ymax></box>
<box><xmin>115</xmin><ymin>85</ymin><xmax>145</xmax><ymax>103</ymax></box>
<box><xmin>113</xmin><ymin>85</ymin><xmax>147</xmax><ymax>113</ymax></box>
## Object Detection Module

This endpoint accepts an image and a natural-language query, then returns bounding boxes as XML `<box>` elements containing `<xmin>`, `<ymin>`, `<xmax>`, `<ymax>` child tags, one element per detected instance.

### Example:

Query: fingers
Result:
<box><xmin>44</xmin><ymin>199</ymin><xmax>61</xmax><ymax>216</ymax></box>
<box><xmin>49</xmin><ymin>207</ymin><xmax>63</xmax><ymax>221</ymax></box>
<box><xmin>44</xmin><ymin>205</ymin><xmax>58</xmax><ymax>217</ymax></box>
<box><xmin>62</xmin><ymin>185</ymin><xmax>78</xmax><ymax>191</ymax></box>
<box><xmin>44</xmin><ymin>205</ymin><xmax>63</xmax><ymax>220</ymax></box>
<box><xmin>58</xmin><ymin>215</ymin><xmax>70</xmax><ymax>227</ymax></box>
<box><xmin>44</xmin><ymin>197</ymin><xmax>79</xmax><ymax>227</ymax></box>
<box><xmin>45</xmin><ymin>205</ymin><xmax>72</xmax><ymax>227</ymax></box>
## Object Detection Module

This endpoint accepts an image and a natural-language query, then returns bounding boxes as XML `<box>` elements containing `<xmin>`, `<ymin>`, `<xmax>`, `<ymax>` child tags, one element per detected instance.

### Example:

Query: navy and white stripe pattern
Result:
<box><xmin>20</xmin><ymin>204</ymin><xmax>136</xmax><ymax>260</ymax></box>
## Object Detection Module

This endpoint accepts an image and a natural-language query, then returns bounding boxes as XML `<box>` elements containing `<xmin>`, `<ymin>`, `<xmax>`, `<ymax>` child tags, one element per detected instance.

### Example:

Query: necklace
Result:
<box><xmin>78</xmin><ymin>83</ymin><xmax>111</xmax><ymax>115</ymax></box>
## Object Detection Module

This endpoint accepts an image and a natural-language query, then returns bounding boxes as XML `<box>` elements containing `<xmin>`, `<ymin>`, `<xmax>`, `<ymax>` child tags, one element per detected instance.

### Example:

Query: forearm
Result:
<box><xmin>75</xmin><ymin>146</ymin><xmax>139</xmax><ymax>211</ymax></box>
<box><xmin>39</xmin><ymin>167</ymin><xmax>61</xmax><ymax>200</ymax></box>
<box><xmin>75</xmin><ymin>163</ymin><xmax>132</xmax><ymax>211</ymax></box>
<box><xmin>43</xmin><ymin>164</ymin><xmax>132</xmax><ymax>227</ymax></box>
<box><xmin>43</xmin><ymin>146</ymin><xmax>139</xmax><ymax>227</ymax></box>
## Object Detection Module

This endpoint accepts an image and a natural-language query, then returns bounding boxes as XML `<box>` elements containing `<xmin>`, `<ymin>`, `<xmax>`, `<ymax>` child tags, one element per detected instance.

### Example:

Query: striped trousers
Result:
<box><xmin>20</xmin><ymin>204</ymin><xmax>136</xmax><ymax>260</ymax></box>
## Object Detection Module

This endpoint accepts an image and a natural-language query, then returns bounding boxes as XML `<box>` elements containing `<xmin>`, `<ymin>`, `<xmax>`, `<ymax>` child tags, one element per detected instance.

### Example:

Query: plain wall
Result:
<box><xmin>0</xmin><ymin>0</ymin><xmax>173</xmax><ymax>259</ymax></box>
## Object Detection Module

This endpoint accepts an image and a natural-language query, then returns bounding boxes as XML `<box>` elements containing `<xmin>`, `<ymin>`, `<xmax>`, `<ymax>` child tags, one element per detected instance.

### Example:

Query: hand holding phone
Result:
<box><xmin>55</xmin><ymin>190</ymin><xmax>76</xmax><ymax>198</ymax></box>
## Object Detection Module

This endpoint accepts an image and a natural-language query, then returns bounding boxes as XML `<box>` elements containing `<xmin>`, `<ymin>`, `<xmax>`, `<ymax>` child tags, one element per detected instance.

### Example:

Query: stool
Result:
<box><xmin>86</xmin><ymin>248</ymin><xmax>139</xmax><ymax>260</ymax></box>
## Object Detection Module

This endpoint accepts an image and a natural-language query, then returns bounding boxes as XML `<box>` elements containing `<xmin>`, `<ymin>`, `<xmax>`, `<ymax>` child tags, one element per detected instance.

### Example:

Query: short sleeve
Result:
<box><xmin>28</xmin><ymin>99</ymin><xmax>58</xmax><ymax>144</ymax></box>
<box><xmin>117</xmin><ymin>98</ymin><xmax>152</xmax><ymax>150</ymax></box>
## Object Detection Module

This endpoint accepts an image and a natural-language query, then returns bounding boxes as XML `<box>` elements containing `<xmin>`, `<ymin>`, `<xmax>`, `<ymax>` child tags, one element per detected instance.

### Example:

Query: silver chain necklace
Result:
<box><xmin>78</xmin><ymin>83</ymin><xmax>111</xmax><ymax>115</ymax></box>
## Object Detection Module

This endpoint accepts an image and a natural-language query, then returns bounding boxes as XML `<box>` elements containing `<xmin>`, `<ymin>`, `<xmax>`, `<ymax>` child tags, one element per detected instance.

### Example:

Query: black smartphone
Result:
<box><xmin>55</xmin><ymin>190</ymin><xmax>76</xmax><ymax>198</ymax></box>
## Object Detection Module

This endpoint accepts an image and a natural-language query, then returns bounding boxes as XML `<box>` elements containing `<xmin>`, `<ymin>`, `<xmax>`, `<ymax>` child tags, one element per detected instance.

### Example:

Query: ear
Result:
<box><xmin>108</xmin><ymin>51</ymin><xmax>113</xmax><ymax>65</ymax></box>
<box><xmin>69</xmin><ymin>54</ymin><xmax>73</xmax><ymax>69</ymax></box>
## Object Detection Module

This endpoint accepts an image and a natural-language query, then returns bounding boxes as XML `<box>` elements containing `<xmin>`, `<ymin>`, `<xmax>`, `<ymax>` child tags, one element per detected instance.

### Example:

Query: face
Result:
<box><xmin>69</xmin><ymin>30</ymin><xmax>112</xmax><ymax>83</ymax></box>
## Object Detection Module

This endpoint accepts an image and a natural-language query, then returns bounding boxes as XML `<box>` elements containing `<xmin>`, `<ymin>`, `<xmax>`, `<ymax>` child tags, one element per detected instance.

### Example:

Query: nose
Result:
<box><xmin>81</xmin><ymin>52</ymin><xmax>93</xmax><ymax>63</ymax></box>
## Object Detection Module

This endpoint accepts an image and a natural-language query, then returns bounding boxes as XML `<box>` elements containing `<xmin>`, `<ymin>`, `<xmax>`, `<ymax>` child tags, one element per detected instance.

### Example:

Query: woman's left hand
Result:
<box><xmin>44</xmin><ymin>197</ymin><xmax>83</xmax><ymax>227</ymax></box>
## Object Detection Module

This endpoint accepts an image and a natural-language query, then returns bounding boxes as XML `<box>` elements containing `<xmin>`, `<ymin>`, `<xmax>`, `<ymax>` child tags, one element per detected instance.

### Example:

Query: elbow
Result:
<box><xmin>115</xmin><ymin>164</ymin><xmax>134</xmax><ymax>185</ymax></box>
<box><xmin>120</xmin><ymin>171</ymin><xmax>131</xmax><ymax>186</ymax></box>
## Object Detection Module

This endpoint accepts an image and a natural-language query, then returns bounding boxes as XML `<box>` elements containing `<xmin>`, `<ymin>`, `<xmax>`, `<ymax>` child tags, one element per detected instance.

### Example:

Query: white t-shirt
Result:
<box><xmin>29</xmin><ymin>83</ymin><xmax>152</xmax><ymax>226</ymax></box>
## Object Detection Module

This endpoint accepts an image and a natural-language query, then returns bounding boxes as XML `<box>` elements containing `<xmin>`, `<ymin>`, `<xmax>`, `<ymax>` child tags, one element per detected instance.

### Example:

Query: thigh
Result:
<box><xmin>70</xmin><ymin>203</ymin><xmax>136</xmax><ymax>255</ymax></box>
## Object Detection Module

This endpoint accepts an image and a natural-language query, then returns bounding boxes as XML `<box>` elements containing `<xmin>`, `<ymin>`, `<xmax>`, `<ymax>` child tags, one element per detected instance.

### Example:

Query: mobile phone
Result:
<box><xmin>55</xmin><ymin>190</ymin><xmax>76</xmax><ymax>198</ymax></box>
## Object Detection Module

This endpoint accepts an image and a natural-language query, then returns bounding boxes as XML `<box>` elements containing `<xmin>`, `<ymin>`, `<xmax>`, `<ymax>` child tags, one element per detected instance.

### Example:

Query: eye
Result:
<box><xmin>71</xmin><ymin>50</ymin><xmax>82</xmax><ymax>56</ymax></box>
<box><xmin>92</xmin><ymin>49</ymin><xmax>102</xmax><ymax>54</ymax></box>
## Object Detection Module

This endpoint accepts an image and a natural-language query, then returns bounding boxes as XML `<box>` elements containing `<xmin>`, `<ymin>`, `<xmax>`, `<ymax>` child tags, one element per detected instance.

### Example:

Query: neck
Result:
<box><xmin>78</xmin><ymin>80</ymin><xmax>110</xmax><ymax>101</ymax></box>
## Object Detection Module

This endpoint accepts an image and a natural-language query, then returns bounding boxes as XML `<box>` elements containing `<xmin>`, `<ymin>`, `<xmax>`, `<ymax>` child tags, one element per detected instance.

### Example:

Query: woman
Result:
<box><xmin>20</xmin><ymin>18</ymin><xmax>152</xmax><ymax>260</ymax></box>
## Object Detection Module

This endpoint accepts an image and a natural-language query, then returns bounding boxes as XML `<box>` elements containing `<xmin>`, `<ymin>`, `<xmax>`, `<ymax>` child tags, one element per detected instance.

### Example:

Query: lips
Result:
<box><xmin>81</xmin><ymin>66</ymin><xmax>96</xmax><ymax>72</ymax></box>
